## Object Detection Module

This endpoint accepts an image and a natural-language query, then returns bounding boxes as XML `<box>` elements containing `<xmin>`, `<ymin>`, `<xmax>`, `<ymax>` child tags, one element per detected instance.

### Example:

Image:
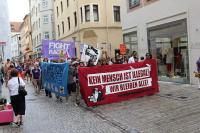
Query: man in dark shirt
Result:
<box><xmin>32</xmin><ymin>65</ymin><xmax>41</xmax><ymax>94</ymax></box>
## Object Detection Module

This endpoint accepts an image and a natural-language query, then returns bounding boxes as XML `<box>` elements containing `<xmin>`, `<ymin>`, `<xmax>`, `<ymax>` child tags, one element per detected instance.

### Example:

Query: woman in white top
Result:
<box><xmin>7</xmin><ymin>69</ymin><xmax>26</xmax><ymax>127</ymax></box>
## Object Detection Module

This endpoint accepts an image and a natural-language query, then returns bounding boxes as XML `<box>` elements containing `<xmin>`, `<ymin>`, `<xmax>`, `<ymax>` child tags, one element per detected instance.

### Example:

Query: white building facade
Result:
<box><xmin>29</xmin><ymin>0</ymin><xmax>55</xmax><ymax>58</ymax></box>
<box><xmin>121</xmin><ymin>0</ymin><xmax>200</xmax><ymax>84</ymax></box>
<box><xmin>10</xmin><ymin>33</ymin><xmax>21</xmax><ymax>60</ymax></box>
<box><xmin>0</xmin><ymin>0</ymin><xmax>11</xmax><ymax>61</ymax></box>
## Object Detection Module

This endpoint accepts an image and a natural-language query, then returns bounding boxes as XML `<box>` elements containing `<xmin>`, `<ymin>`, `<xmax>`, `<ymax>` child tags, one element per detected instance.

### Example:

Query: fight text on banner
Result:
<box><xmin>42</xmin><ymin>40</ymin><xmax>75</xmax><ymax>60</ymax></box>
<box><xmin>41</xmin><ymin>62</ymin><xmax>69</xmax><ymax>96</ymax></box>
<box><xmin>78</xmin><ymin>59</ymin><xmax>159</xmax><ymax>107</ymax></box>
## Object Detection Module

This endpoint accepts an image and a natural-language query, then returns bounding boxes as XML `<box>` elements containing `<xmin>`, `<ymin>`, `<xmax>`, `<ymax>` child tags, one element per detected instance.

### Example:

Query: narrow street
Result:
<box><xmin>1</xmin><ymin>81</ymin><xmax>200</xmax><ymax>133</ymax></box>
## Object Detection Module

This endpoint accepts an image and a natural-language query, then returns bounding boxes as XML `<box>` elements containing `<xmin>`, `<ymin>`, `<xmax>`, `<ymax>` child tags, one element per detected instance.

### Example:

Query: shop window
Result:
<box><xmin>148</xmin><ymin>19</ymin><xmax>189</xmax><ymax>83</ymax></box>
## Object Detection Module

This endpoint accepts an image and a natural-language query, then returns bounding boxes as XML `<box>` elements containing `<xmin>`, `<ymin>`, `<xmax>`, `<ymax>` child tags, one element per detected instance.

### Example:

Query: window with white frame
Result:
<box><xmin>44</xmin><ymin>32</ymin><xmax>49</xmax><ymax>39</ymax></box>
<box><xmin>93</xmin><ymin>5</ymin><xmax>99</xmax><ymax>22</ymax></box>
<box><xmin>113</xmin><ymin>6</ymin><xmax>120</xmax><ymax>22</ymax></box>
<box><xmin>85</xmin><ymin>5</ymin><xmax>90</xmax><ymax>22</ymax></box>
<box><xmin>43</xmin><ymin>15</ymin><xmax>49</xmax><ymax>24</ymax></box>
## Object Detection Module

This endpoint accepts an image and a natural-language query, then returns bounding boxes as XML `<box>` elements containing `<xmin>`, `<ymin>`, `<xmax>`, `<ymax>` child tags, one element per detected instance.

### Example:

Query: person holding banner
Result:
<box><xmin>128</xmin><ymin>51</ymin><xmax>137</xmax><ymax>64</ymax></box>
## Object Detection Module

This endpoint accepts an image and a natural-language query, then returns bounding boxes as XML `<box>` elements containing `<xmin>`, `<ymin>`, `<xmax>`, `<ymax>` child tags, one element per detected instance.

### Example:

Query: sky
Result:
<box><xmin>7</xmin><ymin>0</ymin><xmax>29</xmax><ymax>22</ymax></box>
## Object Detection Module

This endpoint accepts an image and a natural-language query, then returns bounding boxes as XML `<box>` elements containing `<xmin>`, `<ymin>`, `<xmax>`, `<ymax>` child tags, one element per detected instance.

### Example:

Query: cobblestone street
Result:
<box><xmin>1</xmin><ymin>81</ymin><xmax>200</xmax><ymax>133</ymax></box>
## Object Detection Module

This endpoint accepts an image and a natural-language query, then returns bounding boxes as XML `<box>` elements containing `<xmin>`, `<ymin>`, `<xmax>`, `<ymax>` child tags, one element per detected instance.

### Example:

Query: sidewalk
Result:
<box><xmin>1</xmin><ymin>81</ymin><xmax>200</xmax><ymax>133</ymax></box>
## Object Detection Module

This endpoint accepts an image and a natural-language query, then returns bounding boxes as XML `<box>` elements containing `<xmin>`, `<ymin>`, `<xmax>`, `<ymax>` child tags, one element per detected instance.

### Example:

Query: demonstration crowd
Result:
<box><xmin>0</xmin><ymin>51</ymin><xmax>153</xmax><ymax>127</ymax></box>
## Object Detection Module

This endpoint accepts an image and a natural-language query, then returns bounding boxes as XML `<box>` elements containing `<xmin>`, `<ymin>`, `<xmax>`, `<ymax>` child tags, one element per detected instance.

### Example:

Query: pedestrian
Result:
<box><xmin>196</xmin><ymin>57</ymin><xmax>200</xmax><ymax>89</ymax></box>
<box><xmin>145</xmin><ymin>53</ymin><xmax>152</xmax><ymax>60</ymax></box>
<box><xmin>7</xmin><ymin>69</ymin><xmax>26</xmax><ymax>127</ymax></box>
<box><xmin>0</xmin><ymin>69</ymin><xmax>3</xmax><ymax>96</ymax></box>
<box><xmin>128</xmin><ymin>51</ymin><xmax>137</xmax><ymax>64</ymax></box>
<box><xmin>42</xmin><ymin>58</ymin><xmax>52</xmax><ymax>98</ymax></box>
<box><xmin>32</xmin><ymin>65</ymin><xmax>41</xmax><ymax>95</ymax></box>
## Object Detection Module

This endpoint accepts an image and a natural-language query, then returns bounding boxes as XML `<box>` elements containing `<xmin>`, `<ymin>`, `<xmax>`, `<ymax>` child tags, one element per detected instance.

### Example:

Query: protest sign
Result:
<box><xmin>42</xmin><ymin>40</ymin><xmax>75</xmax><ymax>59</ymax></box>
<box><xmin>120</xmin><ymin>44</ymin><xmax>126</xmax><ymax>55</ymax></box>
<box><xmin>80</xmin><ymin>44</ymin><xmax>101</xmax><ymax>65</ymax></box>
<box><xmin>41</xmin><ymin>62</ymin><xmax>69</xmax><ymax>96</ymax></box>
<box><xmin>78</xmin><ymin>59</ymin><xmax>159</xmax><ymax>107</ymax></box>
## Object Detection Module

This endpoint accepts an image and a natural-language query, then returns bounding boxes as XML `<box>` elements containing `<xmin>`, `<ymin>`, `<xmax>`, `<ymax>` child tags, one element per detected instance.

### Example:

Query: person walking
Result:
<box><xmin>0</xmin><ymin>69</ymin><xmax>3</xmax><ymax>97</ymax></box>
<box><xmin>196</xmin><ymin>57</ymin><xmax>200</xmax><ymax>89</ymax></box>
<box><xmin>7</xmin><ymin>69</ymin><xmax>26</xmax><ymax>127</ymax></box>
<box><xmin>32</xmin><ymin>65</ymin><xmax>41</xmax><ymax>95</ymax></box>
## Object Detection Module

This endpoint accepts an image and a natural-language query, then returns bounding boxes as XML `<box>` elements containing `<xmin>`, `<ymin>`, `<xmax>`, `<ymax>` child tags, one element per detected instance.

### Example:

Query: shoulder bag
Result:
<box><xmin>18</xmin><ymin>77</ymin><xmax>27</xmax><ymax>96</ymax></box>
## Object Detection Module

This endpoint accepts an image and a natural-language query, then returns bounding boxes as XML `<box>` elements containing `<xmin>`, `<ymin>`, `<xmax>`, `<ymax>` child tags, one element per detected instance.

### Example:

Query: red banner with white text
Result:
<box><xmin>78</xmin><ymin>59</ymin><xmax>159</xmax><ymax>107</ymax></box>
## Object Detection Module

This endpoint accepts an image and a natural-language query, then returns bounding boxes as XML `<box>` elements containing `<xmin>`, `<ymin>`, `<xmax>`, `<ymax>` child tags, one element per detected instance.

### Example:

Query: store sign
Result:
<box><xmin>120</xmin><ymin>44</ymin><xmax>126</xmax><ymax>55</ymax></box>
<box><xmin>42</xmin><ymin>40</ymin><xmax>75</xmax><ymax>59</ymax></box>
<box><xmin>78</xmin><ymin>59</ymin><xmax>159</xmax><ymax>107</ymax></box>
<box><xmin>129</xmin><ymin>0</ymin><xmax>140</xmax><ymax>8</ymax></box>
<box><xmin>41</xmin><ymin>62</ymin><xmax>69</xmax><ymax>96</ymax></box>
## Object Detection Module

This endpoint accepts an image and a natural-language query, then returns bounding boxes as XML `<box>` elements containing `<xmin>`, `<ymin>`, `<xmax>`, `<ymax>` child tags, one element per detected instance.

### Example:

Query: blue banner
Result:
<box><xmin>41</xmin><ymin>62</ymin><xmax>69</xmax><ymax>97</ymax></box>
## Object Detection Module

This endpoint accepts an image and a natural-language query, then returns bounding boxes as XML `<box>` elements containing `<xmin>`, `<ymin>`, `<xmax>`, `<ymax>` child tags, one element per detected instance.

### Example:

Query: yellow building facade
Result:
<box><xmin>20</xmin><ymin>14</ymin><xmax>33</xmax><ymax>60</ymax></box>
<box><xmin>53</xmin><ymin>0</ymin><xmax>123</xmax><ymax>58</ymax></box>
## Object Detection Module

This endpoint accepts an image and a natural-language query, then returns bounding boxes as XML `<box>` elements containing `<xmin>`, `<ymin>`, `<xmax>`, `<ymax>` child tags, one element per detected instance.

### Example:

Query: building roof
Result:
<box><xmin>10</xmin><ymin>22</ymin><xmax>23</xmax><ymax>32</ymax></box>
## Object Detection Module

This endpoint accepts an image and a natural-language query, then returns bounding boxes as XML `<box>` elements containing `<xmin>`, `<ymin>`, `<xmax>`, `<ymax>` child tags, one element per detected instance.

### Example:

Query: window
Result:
<box><xmin>113</xmin><ymin>6</ymin><xmax>120</xmax><ymax>22</ymax></box>
<box><xmin>44</xmin><ymin>32</ymin><xmax>49</xmax><ymax>39</ymax></box>
<box><xmin>129</xmin><ymin>0</ymin><xmax>140</xmax><ymax>9</ymax></box>
<box><xmin>66</xmin><ymin>0</ymin><xmax>69</xmax><ymax>7</ymax></box>
<box><xmin>93</xmin><ymin>5</ymin><xmax>99</xmax><ymax>22</ymax></box>
<box><xmin>57</xmin><ymin>25</ymin><xmax>60</xmax><ymax>37</ymax></box>
<box><xmin>38</xmin><ymin>4</ymin><xmax>40</xmax><ymax>12</ymax></box>
<box><xmin>74</xmin><ymin>12</ymin><xmax>77</xmax><ymax>27</ymax></box>
<box><xmin>43</xmin><ymin>15</ymin><xmax>49</xmax><ymax>24</ymax></box>
<box><xmin>39</xmin><ymin>18</ymin><xmax>40</xmax><ymax>28</ymax></box>
<box><xmin>62</xmin><ymin>21</ymin><xmax>64</xmax><ymax>34</ymax></box>
<box><xmin>67</xmin><ymin>17</ymin><xmax>70</xmax><ymax>30</ymax></box>
<box><xmin>42</xmin><ymin>0</ymin><xmax>48</xmax><ymax>8</ymax></box>
<box><xmin>36</xmin><ymin>7</ymin><xmax>37</xmax><ymax>16</ymax></box>
<box><xmin>61</xmin><ymin>1</ymin><xmax>63</xmax><ymax>13</ymax></box>
<box><xmin>123</xmin><ymin>32</ymin><xmax>138</xmax><ymax>55</ymax></box>
<box><xmin>85</xmin><ymin>5</ymin><xmax>90</xmax><ymax>22</ymax></box>
<box><xmin>80</xmin><ymin>7</ymin><xmax>83</xmax><ymax>23</ymax></box>
<box><xmin>39</xmin><ymin>33</ymin><xmax>41</xmax><ymax>42</ymax></box>
<box><xmin>147</xmin><ymin>19</ymin><xmax>189</xmax><ymax>83</ymax></box>
<box><xmin>57</xmin><ymin>6</ymin><xmax>59</xmax><ymax>17</ymax></box>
